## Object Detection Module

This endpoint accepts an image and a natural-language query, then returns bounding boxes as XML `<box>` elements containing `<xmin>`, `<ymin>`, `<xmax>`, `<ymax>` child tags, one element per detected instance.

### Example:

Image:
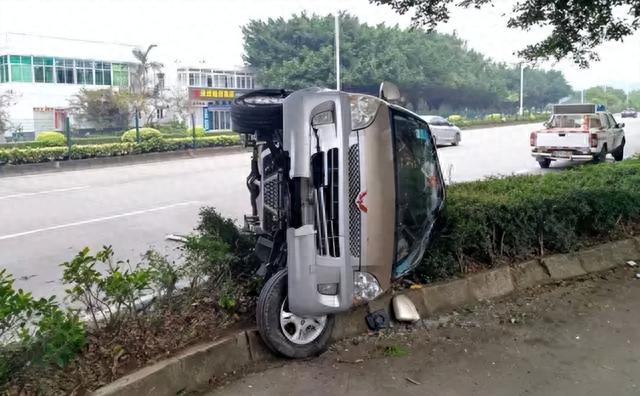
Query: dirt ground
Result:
<box><xmin>208</xmin><ymin>265</ymin><xmax>640</xmax><ymax>396</ymax></box>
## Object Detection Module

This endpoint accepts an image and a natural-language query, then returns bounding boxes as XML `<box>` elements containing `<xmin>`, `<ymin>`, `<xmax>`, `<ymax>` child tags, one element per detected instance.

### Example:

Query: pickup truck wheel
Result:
<box><xmin>537</xmin><ymin>158</ymin><xmax>551</xmax><ymax>169</ymax></box>
<box><xmin>612</xmin><ymin>139</ymin><xmax>625</xmax><ymax>161</ymax></box>
<box><xmin>256</xmin><ymin>269</ymin><xmax>334</xmax><ymax>358</ymax></box>
<box><xmin>593</xmin><ymin>145</ymin><xmax>607</xmax><ymax>164</ymax></box>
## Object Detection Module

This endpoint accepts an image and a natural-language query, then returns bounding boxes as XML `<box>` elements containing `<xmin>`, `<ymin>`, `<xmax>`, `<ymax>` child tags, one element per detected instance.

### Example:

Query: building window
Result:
<box><xmin>157</xmin><ymin>72</ymin><xmax>165</xmax><ymax>90</ymax></box>
<box><xmin>95</xmin><ymin>62</ymin><xmax>111</xmax><ymax>85</ymax></box>
<box><xmin>157</xmin><ymin>108</ymin><xmax>164</xmax><ymax>119</ymax></box>
<box><xmin>76</xmin><ymin>59</ymin><xmax>94</xmax><ymax>85</ymax></box>
<box><xmin>112</xmin><ymin>63</ymin><xmax>129</xmax><ymax>87</ymax></box>
<box><xmin>55</xmin><ymin>58</ymin><xmax>74</xmax><ymax>84</ymax></box>
<box><xmin>0</xmin><ymin>55</ymin><xmax>9</xmax><ymax>83</ymax></box>
<box><xmin>10</xmin><ymin>55</ymin><xmax>33</xmax><ymax>82</ymax></box>
<box><xmin>207</xmin><ymin>75</ymin><xmax>213</xmax><ymax>87</ymax></box>
<box><xmin>33</xmin><ymin>56</ymin><xmax>54</xmax><ymax>83</ymax></box>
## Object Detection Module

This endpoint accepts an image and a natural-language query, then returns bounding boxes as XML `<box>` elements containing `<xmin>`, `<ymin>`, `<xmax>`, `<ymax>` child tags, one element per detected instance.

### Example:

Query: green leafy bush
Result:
<box><xmin>417</xmin><ymin>159</ymin><xmax>640</xmax><ymax>281</ymax></box>
<box><xmin>0</xmin><ymin>269</ymin><xmax>85</xmax><ymax>382</ymax></box>
<box><xmin>35</xmin><ymin>131</ymin><xmax>66</xmax><ymax>147</ymax></box>
<box><xmin>61</xmin><ymin>246</ymin><xmax>152</xmax><ymax>328</ymax></box>
<box><xmin>447</xmin><ymin>114</ymin><xmax>462</xmax><ymax>122</ymax></box>
<box><xmin>120</xmin><ymin>128</ymin><xmax>162</xmax><ymax>142</ymax></box>
<box><xmin>0</xmin><ymin>147</ymin><xmax>67</xmax><ymax>165</ymax></box>
<box><xmin>0</xmin><ymin>134</ymin><xmax>241</xmax><ymax>166</ymax></box>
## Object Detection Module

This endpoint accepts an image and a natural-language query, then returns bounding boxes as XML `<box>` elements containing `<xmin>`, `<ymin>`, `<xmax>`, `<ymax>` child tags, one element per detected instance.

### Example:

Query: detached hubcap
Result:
<box><xmin>280</xmin><ymin>298</ymin><xmax>327</xmax><ymax>345</ymax></box>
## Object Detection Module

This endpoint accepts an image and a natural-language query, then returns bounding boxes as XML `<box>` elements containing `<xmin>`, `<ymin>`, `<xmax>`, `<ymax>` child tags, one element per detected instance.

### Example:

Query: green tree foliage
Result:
<box><xmin>242</xmin><ymin>13</ymin><xmax>572</xmax><ymax>113</ymax></box>
<box><xmin>371</xmin><ymin>0</ymin><xmax>640</xmax><ymax>67</ymax></box>
<box><xmin>69</xmin><ymin>88</ymin><xmax>131</xmax><ymax>131</ymax></box>
<box><xmin>626</xmin><ymin>89</ymin><xmax>640</xmax><ymax>109</ymax></box>
<box><xmin>584</xmin><ymin>86</ymin><xmax>628</xmax><ymax>112</ymax></box>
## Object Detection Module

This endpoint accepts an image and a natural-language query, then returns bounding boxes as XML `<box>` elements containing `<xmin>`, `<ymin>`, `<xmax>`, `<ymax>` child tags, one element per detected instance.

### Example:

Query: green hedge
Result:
<box><xmin>417</xmin><ymin>159</ymin><xmax>640</xmax><ymax>281</ymax></box>
<box><xmin>0</xmin><ymin>135</ymin><xmax>242</xmax><ymax>165</ymax></box>
<box><xmin>121</xmin><ymin>128</ymin><xmax>162</xmax><ymax>142</ymax></box>
<box><xmin>35</xmin><ymin>131</ymin><xmax>66</xmax><ymax>147</ymax></box>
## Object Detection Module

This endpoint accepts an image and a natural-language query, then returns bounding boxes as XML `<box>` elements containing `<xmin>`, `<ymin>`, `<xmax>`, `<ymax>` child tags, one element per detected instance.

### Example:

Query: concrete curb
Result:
<box><xmin>91</xmin><ymin>237</ymin><xmax>640</xmax><ymax>396</ymax></box>
<box><xmin>0</xmin><ymin>146</ymin><xmax>249</xmax><ymax>177</ymax></box>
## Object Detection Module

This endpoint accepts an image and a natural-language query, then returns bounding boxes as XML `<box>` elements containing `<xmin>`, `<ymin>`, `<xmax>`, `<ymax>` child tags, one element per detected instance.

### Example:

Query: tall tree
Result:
<box><xmin>242</xmin><ymin>13</ymin><xmax>572</xmax><ymax>113</ymax></box>
<box><xmin>370</xmin><ymin>0</ymin><xmax>640</xmax><ymax>67</ymax></box>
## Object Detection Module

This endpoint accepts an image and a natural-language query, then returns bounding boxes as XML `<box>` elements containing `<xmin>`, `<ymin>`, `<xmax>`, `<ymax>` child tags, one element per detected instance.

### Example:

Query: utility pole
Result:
<box><xmin>335</xmin><ymin>12</ymin><xmax>341</xmax><ymax>91</ymax></box>
<box><xmin>519</xmin><ymin>63</ymin><xmax>525</xmax><ymax>116</ymax></box>
<box><xmin>581</xmin><ymin>89</ymin><xmax>584</xmax><ymax>104</ymax></box>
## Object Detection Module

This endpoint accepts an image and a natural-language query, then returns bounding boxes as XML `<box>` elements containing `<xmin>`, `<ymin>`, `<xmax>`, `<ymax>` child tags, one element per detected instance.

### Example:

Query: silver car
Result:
<box><xmin>421</xmin><ymin>115</ymin><xmax>461</xmax><ymax>146</ymax></box>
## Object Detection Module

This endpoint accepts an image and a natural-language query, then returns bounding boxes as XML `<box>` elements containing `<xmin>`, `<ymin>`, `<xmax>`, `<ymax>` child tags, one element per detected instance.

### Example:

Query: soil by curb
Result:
<box><xmin>91</xmin><ymin>238</ymin><xmax>640</xmax><ymax>396</ymax></box>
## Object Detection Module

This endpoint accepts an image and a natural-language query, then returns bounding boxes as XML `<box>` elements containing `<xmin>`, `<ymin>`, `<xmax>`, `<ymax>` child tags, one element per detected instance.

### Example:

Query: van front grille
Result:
<box><xmin>348</xmin><ymin>144</ymin><xmax>361</xmax><ymax>257</ymax></box>
<box><xmin>314</xmin><ymin>148</ymin><xmax>341</xmax><ymax>257</ymax></box>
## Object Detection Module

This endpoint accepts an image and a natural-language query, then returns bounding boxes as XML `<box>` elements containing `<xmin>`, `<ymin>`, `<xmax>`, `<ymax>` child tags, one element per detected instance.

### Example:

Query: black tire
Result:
<box><xmin>612</xmin><ymin>139</ymin><xmax>625</xmax><ymax>161</ymax></box>
<box><xmin>231</xmin><ymin>89</ymin><xmax>291</xmax><ymax>134</ymax></box>
<box><xmin>256</xmin><ymin>269</ymin><xmax>334</xmax><ymax>358</ymax></box>
<box><xmin>451</xmin><ymin>133</ymin><xmax>460</xmax><ymax>146</ymax></box>
<box><xmin>593</xmin><ymin>145</ymin><xmax>607</xmax><ymax>164</ymax></box>
<box><xmin>537</xmin><ymin>158</ymin><xmax>551</xmax><ymax>169</ymax></box>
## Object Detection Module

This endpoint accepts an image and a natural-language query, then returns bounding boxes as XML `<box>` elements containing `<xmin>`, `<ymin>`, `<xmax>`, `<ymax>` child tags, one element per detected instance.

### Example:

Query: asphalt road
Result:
<box><xmin>1</xmin><ymin>117</ymin><xmax>639</xmax><ymax>298</ymax></box>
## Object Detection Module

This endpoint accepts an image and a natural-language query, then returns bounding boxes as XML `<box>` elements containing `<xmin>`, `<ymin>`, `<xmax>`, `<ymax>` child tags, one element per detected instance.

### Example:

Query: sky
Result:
<box><xmin>0</xmin><ymin>0</ymin><xmax>639</xmax><ymax>91</ymax></box>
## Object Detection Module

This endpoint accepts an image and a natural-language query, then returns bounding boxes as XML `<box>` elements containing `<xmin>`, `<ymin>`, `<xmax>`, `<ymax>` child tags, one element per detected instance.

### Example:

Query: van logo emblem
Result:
<box><xmin>356</xmin><ymin>191</ymin><xmax>368</xmax><ymax>213</ymax></box>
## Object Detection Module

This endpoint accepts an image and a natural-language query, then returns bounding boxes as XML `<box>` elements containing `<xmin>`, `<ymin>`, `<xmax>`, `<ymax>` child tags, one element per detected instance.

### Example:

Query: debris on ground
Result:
<box><xmin>627</xmin><ymin>260</ymin><xmax>637</xmax><ymax>267</ymax></box>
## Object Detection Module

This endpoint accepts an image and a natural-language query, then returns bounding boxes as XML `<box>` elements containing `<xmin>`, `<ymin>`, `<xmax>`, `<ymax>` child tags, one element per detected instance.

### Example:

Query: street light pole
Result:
<box><xmin>519</xmin><ymin>63</ymin><xmax>525</xmax><ymax>116</ymax></box>
<box><xmin>335</xmin><ymin>12</ymin><xmax>341</xmax><ymax>91</ymax></box>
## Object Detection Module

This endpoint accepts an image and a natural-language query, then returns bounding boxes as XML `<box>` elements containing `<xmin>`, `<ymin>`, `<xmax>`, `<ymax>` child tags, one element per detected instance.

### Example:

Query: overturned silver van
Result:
<box><xmin>231</xmin><ymin>83</ymin><xmax>445</xmax><ymax>358</ymax></box>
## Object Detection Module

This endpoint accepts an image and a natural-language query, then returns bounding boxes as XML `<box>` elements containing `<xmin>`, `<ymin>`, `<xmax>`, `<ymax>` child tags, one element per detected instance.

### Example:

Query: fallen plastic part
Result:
<box><xmin>636</xmin><ymin>273</ymin><xmax>640</xmax><ymax>279</ymax></box>
<box><xmin>627</xmin><ymin>260</ymin><xmax>637</xmax><ymax>267</ymax></box>
<box><xmin>365</xmin><ymin>309</ymin><xmax>390</xmax><ymax>331</ymax></box>
<box><xmin>393</xmin><ymin>294</ymin><xmax>420</xmax><ymax>322</ymax></box>
<box><xmin>165</xmin><ymin>234</ymin><xmax>188</xmax><ymax>243</ymax></box>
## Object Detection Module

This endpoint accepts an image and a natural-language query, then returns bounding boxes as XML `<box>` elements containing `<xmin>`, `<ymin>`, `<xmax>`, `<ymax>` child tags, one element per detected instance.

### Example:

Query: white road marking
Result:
<box><xmin>0</xmin><ymin>185</ymin><xmax>90</xmax><ymax>200</ymax></box>
<box><xmin>0</xmin><ymin>201</ymin><xmax>200</xmax><ymax>241</ymax></box>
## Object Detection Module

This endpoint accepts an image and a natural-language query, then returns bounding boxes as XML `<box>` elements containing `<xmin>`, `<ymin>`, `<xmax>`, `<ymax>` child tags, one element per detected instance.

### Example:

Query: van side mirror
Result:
<box><xmin>379</xmin><ymin>81</ymin><xmax>401</xmax><ymax>102</ymax></box>
<box><xmin>618</xmin><ymin>123</ymin><xmax>625</xmax><ymax>128</ymax></box>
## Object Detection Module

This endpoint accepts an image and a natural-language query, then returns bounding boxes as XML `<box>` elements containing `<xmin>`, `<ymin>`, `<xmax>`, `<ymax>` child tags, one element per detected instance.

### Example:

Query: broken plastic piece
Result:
<box><xmin>393</xmin><ymin>294</ymin><xmax>420</xmax><ymax>322</ymax></box>
<box><xmin>627</xmin><ymin>260</ymin><xmax>637</xmax><ymax>267</ymax></box>
<box><xmin>365</xmin><ymin>309</ymin><xmax>390</xmax><ymax>331</ymax></box>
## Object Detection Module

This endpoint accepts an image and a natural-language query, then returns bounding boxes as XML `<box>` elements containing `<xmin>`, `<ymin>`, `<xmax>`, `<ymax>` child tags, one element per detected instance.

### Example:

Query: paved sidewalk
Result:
<box><xmin>209</xmin><ymin>266</ymin><xmax>640</xmax><ymax>396</ymax></box>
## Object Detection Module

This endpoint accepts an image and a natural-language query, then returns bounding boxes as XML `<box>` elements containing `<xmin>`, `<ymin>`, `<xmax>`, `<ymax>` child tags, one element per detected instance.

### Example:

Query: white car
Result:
<box><xmin>421</xmin><ymin>115</ymin><xmax>461</xmax><ymax>146</ymax></box>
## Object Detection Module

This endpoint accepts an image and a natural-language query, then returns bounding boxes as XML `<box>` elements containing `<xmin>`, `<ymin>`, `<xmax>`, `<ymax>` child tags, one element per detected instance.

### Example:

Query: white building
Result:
<box><xmin>176</xmin><ymin>66</ymin><xmax>257</xmax><ymax>131</ymax></box>
<box><xmin>0</xmin><ymin>32</ymin><xmax>141</xmax><ymax>136</ymax></box>
<box><xmin>0</xmin><ymin>32</ymin><xmax>259</xmax><ymax>137</ymax></box>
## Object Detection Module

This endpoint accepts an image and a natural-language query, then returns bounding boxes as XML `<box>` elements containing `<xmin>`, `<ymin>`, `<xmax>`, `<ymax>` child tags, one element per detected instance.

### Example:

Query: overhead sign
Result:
<box><xmin>190</xmin><ymin>88</ymin><xmax>236</xmax><ymax>100</ymax></box>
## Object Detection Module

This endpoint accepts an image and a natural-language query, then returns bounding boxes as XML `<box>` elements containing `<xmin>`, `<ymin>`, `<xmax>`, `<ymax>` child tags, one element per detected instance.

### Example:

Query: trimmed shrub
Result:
<box><xmin>35</xmin><ymin>131</ymin><xmax>66</xmax><ymax>147</ymax></box>
<box><xmin>447</xmin><ymin>114</ymin><xmax>462</xmax><ymax>122</ymax></box>
<box><xmin>184</xmin><ymin>126</ymin><xmax>206</xmax><ymax>137</ymax></box>
<box><xmin>69</xmin><ymin>143</ymin><xmax>135</xmax><ymax>159</ymax></box>
<box><xmin>417</xmin><ymin>159</ymin><xmax>640</xmax><ymax>281</ymax></box>
<box><xmin>484</xmin><ymin>113</ymin><xmax>503</xmax><ymax>122</ymax></box>
<box><xmin>121</xmin><ymin>128</ymin><xmax>162</xmax><ymax>142</ymax></box>
<box><xmin>0</xmin><ymin>147</ymin><xmax>67</xmax><ymax>165</ymax></box>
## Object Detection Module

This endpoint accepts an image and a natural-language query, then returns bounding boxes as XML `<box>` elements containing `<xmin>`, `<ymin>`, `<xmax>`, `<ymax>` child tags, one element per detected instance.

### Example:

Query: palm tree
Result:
<box><xmin>131</xmin><ymin>44</ymin><xmax>163</xmax><ymax>97</ymax></box>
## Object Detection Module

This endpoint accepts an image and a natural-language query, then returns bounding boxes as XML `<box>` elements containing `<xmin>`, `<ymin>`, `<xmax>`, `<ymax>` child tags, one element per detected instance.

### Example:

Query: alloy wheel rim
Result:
<box><xmin>279</xmin><ymin>298</ymin><xmax>327</xmax><ymax>345</ymax></box>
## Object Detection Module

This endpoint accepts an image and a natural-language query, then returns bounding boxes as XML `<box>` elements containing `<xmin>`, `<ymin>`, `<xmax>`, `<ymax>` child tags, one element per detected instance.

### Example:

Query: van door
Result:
<box><xmin>390</xmin><ymin>111</ymin><xmax>445</xmax><ymax>278</ymax></box>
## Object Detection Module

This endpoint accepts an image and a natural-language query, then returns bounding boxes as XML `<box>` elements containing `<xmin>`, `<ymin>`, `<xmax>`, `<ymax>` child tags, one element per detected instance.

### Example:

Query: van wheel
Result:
<box><xmin>451</xmin><ymin>133</ymin><xmax>460</xmax><ymax>146</ymax></box>
<box><xmin>537</xmin><ymin>158</ymin><xmax>551</xmax><ymax>169</ymax></box>
<box><xmin>612</xmin><ymin>139</ymin><xmax>625</xmax><ymax>161</ymax></box>
<box><xmin>231</xmin><ymin>89</ymin><xmax>291</xmax><ymax>134</ymax></box>
<box><xmin>256</xmin><ymin>269</ymin><xmax>334</xmax><ymax>358</ymax></box>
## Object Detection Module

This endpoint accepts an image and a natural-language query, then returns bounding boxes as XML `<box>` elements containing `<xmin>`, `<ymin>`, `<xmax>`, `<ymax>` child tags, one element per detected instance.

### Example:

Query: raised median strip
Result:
<box><xmin>91</xmin><ymin>238</ymin><xmax>640</xmax><ymax>396</ymax></box>
<box><xmin>0</xmin><ymin>145</ymin><xmax>249</xmax><ymax>177</ymax></box>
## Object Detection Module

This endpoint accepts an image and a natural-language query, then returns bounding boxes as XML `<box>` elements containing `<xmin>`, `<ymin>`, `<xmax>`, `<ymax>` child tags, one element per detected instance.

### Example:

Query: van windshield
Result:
<box><xmin>391</xmin><ymin>112</ymin><xmax>444</xmax><ymax>278</ymax></box>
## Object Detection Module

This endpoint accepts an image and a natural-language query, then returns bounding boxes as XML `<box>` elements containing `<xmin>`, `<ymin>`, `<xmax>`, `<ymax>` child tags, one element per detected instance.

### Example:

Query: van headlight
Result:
<box><xmin>353</xmin><ymin>271</ymin><xmax>383</xmax><ymax>303</ymax></box>
<box><xmin>350</xmin><ymin>95</ymin><xmax>380</xmax><ymax>130</ymax></box>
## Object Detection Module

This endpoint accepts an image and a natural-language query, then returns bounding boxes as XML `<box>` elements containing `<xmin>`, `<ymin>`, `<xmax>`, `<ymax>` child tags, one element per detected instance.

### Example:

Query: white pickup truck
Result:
<box><xmin>530</xmin><ymin>104</ymin><xmax>626</xmax><ymax>168</ymax></box>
